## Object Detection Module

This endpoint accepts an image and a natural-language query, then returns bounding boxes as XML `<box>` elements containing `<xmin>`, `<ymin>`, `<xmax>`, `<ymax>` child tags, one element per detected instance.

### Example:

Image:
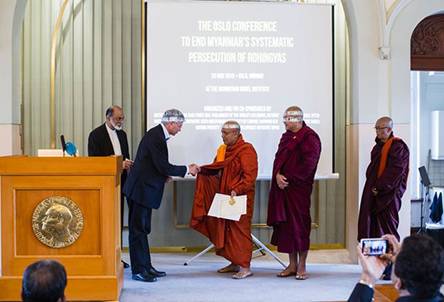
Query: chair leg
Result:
<box><xmin>183</xmin><ymin>243</ymin><xmax>215</xmax><ymax>266</ymax></box>
<box><xmin>183</xmin><ymin>234</ymin><xmax>286</xmax><ymax>269</ymax></box>
<box><xmin>251</xmin><ymin>234</ymin><xmax>286</xmax><ymax>268</ymax></box>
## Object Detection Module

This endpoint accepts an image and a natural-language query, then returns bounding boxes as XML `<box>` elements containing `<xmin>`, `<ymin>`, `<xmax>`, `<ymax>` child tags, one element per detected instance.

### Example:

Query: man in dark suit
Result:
<box><xmin>348</xmin><ymin>234</ymin><xmax>444</xmax><ymax>302</ymax></box>
<box><xmin>88</xmin><ymin>105</ymin><xmax>133</xmax><ymax>268</ymax></box>
<box><xmin>123</xmin><ymin>109</ymin><xmax>199</xmax><ymax>282</ymax></box>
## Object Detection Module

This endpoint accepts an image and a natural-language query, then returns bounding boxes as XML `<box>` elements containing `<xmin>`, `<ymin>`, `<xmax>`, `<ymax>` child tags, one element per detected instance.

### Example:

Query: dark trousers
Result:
<box><xmin>120</xmin><ymin>192</ymin><xmax>125</xmax><ymax>245</ymax></box>
<box><xmin>128</xmin><ymin>199</ymin><xmax>152</xmax><ymax>274</ymax></box>
<box><xmin>120</xmin><ymin>175</ymin><xmax>127</xmax><ymax>246</ymax></box>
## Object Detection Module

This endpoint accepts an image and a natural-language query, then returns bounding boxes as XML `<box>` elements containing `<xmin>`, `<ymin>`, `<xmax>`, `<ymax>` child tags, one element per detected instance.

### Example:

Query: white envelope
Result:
<box><xmin>208</xmin><ymin>193</ymin><xmax>247</xmax><ymax>221</ymax></box>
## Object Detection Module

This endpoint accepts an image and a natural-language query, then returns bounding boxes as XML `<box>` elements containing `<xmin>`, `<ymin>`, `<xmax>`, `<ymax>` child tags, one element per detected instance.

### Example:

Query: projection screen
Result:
<box><xmin>146</xmin><ymin>0</ymin><xmax>334</xmax><ymax>179</ymax></box>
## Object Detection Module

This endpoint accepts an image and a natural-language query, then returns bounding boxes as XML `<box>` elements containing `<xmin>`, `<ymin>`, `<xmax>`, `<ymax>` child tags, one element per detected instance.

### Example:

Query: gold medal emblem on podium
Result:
<box><xmin>32</xmin><ymin>196</ymin><xmax>84</xmax><ymax>248</ymax></box>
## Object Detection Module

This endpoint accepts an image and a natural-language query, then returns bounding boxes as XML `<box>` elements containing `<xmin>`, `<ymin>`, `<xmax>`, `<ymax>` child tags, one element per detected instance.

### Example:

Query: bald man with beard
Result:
<box><xmin>191</xmin><ymin>121</ymin><xmax>258</xmax><ymax>279</ymax></box>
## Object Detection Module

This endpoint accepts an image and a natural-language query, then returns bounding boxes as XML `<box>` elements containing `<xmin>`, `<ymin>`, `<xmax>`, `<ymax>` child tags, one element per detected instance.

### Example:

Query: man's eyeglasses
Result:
<box><xmin>374</xmin><ymin>126</ymin><xmax>389</xmax><ymax>130</ymax></box>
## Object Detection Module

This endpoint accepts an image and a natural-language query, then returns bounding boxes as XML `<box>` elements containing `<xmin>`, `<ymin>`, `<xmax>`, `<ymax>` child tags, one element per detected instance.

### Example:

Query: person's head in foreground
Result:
<box><xmin>358</xmin><ymin>234</ymin><xmax>444</xmax><ymax>299</ymax></box>
<box><xmin>161</xmin><ymin>109</ymin><xmax>185</xmax><ymax>136</ymax></box>
<box><xmin>394</xmin><ymin>235</ymin><xmax>444</xmax><ymax>298</ymax></box>
<box><xmin>22</xmin><ymin>260</ymin><xmax>67</xmax><ymax>302</ymax></box>
<box><xmin>221</xmin><ymin>120</ymin><xmax>241</xmax><ymax>146</ymax></box>
<box><xmin>283</xmin><ymin>106</ymin><xmax>304</xmax><ymax>132</ymax></box>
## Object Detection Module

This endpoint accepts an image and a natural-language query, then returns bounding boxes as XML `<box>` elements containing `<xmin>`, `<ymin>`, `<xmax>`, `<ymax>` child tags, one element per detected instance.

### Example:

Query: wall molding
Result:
<box><xmin>377</xmin><ymin>0</ymin><xmax>414</xmax><ymax>60</ymax></box>
<box><xmin>411</xmin><ymin>14</ymin><xmax>444</xmax><ymax>70</ymax></box>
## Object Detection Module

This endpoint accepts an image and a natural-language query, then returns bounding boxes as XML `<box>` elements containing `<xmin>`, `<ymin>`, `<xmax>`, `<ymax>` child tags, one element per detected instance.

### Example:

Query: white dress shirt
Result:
<box><xmin>160</xmin><ymin>123</ymin><xmax>171</xmax><ymax>141</ymax></box>
<box><xmin>105</xmin><ymin>123</ymin><xmax>122</xmax><ymax>156</ymax></box>
<box><xmin>159</xmin><ymin>123</ymin><xmax>188</xmax><ymax>175</ymax></box>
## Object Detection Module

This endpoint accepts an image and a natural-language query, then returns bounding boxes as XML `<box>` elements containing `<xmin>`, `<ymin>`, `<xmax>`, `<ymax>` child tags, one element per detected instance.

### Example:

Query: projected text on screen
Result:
<box><xmin>146</xmin><ymin>1</ymin><xmax>333</xmax><ymax>178</ymax></box>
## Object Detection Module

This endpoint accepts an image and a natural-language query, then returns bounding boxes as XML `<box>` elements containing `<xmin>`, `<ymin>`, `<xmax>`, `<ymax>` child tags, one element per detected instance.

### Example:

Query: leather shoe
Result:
<box><xmin>148</xmin><ymin>266</ymin><xmax>166</xmax><ymax>277</ymax></box>
<box><xmin>132</xmin><ymin>272</ymin><xmax>157</xmax><ymax>282</ymax></box>
<box><xmin>122</xmin><ymin>260</ymin><xmax>130</xmax><ymax>269</ymax></box>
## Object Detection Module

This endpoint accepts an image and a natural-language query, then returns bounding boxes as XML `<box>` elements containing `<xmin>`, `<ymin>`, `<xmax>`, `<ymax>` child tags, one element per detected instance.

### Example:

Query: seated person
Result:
<box><xmin>191</xmin><ymin>121</ymin><xmax>258</xmax><ymax>279</ymax></box>
<box><xmin>348</xmin><ymin>234</ymin><xmax>444</xmax><ymax>302</ymax></box>
<box><xmin>22</xmin><ymin>259</ymin><xmax>67</xmax><ymax>302</ymax></box>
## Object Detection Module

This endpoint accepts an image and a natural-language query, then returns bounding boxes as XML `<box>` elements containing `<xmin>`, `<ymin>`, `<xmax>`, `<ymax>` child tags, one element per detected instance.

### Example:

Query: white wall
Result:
<box><xmin>418</xmin><ymin>72</ymin><xmax>444</xmax><ymax>173</ymax></box>
<box><xmin>390</xmin><ymin>0</ymin><xmax>444</xmax><ymax>232</ymax></box>
<box><xmin>343</xmin><ymin>0</ymin><xmax>444</xmax><ymax>260</ymax></box>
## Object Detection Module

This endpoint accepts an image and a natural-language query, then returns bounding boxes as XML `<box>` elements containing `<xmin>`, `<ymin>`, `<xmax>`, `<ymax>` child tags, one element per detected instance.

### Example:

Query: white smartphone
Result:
<box><xmin>360</xmin><ymin>238</ymin><xmax>388</xmax><ymax>256</ymax></box>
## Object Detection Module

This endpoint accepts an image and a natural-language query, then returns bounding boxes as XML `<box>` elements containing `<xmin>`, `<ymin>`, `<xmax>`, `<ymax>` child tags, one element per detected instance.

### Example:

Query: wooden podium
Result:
<box><xmin>0</xmin><ymin>156</ymin><xmax>123</xmax><ymax>301</ymax></box>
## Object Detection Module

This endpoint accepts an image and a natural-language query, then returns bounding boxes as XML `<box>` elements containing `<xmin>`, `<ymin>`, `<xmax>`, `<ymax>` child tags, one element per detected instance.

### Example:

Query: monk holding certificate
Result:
<box><xmin>191</xmin><ymin>121</ymin><xmax>258</xmax><ymax>279</ymax></box>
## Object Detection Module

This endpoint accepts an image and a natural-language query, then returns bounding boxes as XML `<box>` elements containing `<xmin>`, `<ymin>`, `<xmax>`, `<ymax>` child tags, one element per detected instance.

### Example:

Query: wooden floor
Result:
<box><xmin>375</xmin><ymin>284</ymin><xmax>399</xmax><ymax>302</ymax></box>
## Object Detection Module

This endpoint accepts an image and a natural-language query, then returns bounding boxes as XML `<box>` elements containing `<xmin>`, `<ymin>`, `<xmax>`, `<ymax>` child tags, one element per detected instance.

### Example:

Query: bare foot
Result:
<box><xmin>277</xmin><ymin>266</ymin><xmax>297</xmax><ymax>277</ymax></box>
<box><xmin>296</xmin><ymin>273</ymin><xmax>308</xmax><ymax>280</ymax></box>
<box><xmin>217</xmin><ymin>263</ymin><xmax>239</xmax><ymax>273</ymax></box>
<box><xmin>232</xmin><ymin>268</ymin><xmax>253</xmax><ymax>279</ymax></box>
<box><xmin>296</xmin><ymin>263</ymin><xmax>307</xmax><ymax>280</ymax></box>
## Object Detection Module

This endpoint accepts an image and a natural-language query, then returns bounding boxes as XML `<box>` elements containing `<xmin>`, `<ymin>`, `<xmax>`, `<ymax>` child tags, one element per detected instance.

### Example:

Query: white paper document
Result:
<box><xmin>208</xmin><ymin>193</ymin><xmax>247</xmax><ymax>221</ymax></box>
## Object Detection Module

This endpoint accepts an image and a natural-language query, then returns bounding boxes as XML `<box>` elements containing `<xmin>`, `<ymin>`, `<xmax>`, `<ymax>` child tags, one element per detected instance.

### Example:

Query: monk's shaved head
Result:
<box><xmin>375</xmin><ymin>116</ymin><xmax>393</xmax><ymax>142</ymax></box>
<box><xmin>221</xmin><ymin>120</ymin><xmax>241</xmax><ymax>146</ymax></box>
<box><xmin>376</xmin><ymin>116</ymin><xmax>393</xmax><ymax>129</ymax></box>
<box><xmin>284</xmin><ymin>106</ymin><xmax>303</xmax><ymax>122</ymax></box>
<box><xmin>222</xmin><ymin>120</ymin><xmax>241</xmax><ymax>134</ymax></box>
<box><xmin>283</xmin><ymin>106</ymin><xmax>304</xmax><ymax>132</ymax></box>
<box><xmin>285</xmin><ymin>106</ymin><xmax>303</xmax><ymax>117</ymax></box>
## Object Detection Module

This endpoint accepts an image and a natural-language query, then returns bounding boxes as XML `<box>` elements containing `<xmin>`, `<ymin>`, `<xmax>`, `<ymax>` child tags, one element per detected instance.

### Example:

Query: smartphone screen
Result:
<box><xmin>360</xmin><ymin>238</ymin><xmax>388</xmax><ymax>256</ymax></box>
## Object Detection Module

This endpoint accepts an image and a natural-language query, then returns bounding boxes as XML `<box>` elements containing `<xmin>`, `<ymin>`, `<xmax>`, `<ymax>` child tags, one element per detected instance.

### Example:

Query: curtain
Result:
<box><xmin>22</xmin><ymin>0</ymin><xmax>143</xmax><ymax>157</ymax></box>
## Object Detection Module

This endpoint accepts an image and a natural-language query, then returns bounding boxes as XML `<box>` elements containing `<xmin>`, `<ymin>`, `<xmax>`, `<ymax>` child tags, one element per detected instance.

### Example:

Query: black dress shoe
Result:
<box><xmin>148</xmin><ymin>266</ymin><xmax>166</xmax><ymax>277</ymax></box>
<box><xmin>132</xmin><ymin>272</ymin><xmax>157</xmax><ymax>282</ymax></box>
<box><xmin>122</xmin><ymin>260</ymin><xmax>130</xmax><ymax>269</ymax></box>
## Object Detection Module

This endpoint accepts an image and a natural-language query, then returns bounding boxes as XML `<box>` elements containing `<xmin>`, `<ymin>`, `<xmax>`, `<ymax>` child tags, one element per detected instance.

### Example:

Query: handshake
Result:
<box><xmin>187</xmin><ymin>163</ymin><xmax>201</xmax><ymax>176</ymax></box>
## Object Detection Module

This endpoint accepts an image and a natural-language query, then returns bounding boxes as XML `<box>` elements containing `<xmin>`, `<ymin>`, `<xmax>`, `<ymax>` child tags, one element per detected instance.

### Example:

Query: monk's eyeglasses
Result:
<box><xmin>283</xmin><ymin>116</ymin><xmax>302</xmax><ymax>122</ymax></box>
<box><xmin>374</xmin><ymin>126</ymin><xmax>388</xmax><ymax>130</ymax></box>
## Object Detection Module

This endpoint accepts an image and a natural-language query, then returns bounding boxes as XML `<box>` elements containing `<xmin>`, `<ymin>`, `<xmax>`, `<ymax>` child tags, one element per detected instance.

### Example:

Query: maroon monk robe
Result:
<box><xmin>191</xmin><ymin>136</ymin><xmax>258</xmax><ymax>267</ymax></box>
<box><xmin>358</xmin><ymin>133</ymin><xmax>409</xmax><ymax>241</ymax></box>
<box><xmin>267</xmin><ymin>123</ymin><xmax>321</xmax><ymax>253</ymax></box>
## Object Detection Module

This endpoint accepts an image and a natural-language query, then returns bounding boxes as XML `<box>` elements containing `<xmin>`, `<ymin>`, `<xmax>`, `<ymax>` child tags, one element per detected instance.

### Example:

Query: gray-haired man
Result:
<box><xmin>123</xmin><ymin>109</ymin><xmax>199</xmax><ymax>282</ymax></box>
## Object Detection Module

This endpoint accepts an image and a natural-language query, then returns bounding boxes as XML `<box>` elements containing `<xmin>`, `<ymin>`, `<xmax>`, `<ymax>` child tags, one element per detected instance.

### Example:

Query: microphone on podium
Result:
<box><xmin>65</xmin><ymin>142</ymin><xmax>77</xmax><ymax>157</ymax></box>
<box><xmin>60</xmin><ymin>135</ymin><xmax>67</xmax><ymax>153</ymax></box>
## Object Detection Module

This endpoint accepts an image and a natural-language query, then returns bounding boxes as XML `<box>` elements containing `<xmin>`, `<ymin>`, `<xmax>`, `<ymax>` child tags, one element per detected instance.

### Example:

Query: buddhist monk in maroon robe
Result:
<box><xmin>191</xmin><ymin>121</ymin><xmax>258</xmax><ymax>279</ymax></box>
<box><xmin>267</xmin><ymin>106</ymin><xmax>321</xmax><ymax>280</ymax></box>
<box><xmin>358</xmin><ymin>116</ymin><xmax>409</xmax><ymax>241</ymax></box>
